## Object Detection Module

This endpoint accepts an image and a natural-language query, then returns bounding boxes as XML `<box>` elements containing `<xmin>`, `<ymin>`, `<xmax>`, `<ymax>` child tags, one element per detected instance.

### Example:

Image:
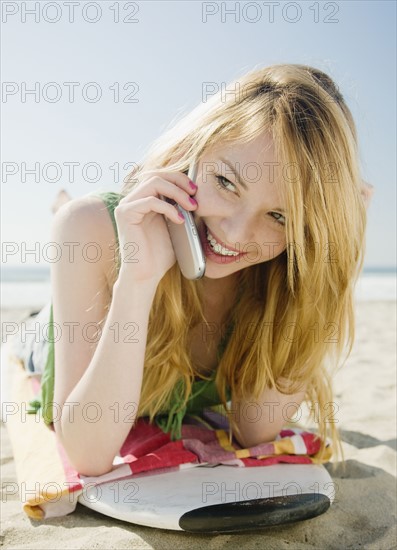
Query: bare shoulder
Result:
<box><xmin>53</xmin><ymin>193</ymin><xmax>119</xmax><ymax>290</ymax></box>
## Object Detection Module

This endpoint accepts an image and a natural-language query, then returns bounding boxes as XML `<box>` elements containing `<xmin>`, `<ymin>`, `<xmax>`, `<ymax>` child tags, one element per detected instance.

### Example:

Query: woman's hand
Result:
<box><xmin>114</xmin><ymin>170</ymin><xmax>198</xmax><ymax>284</ymax></box>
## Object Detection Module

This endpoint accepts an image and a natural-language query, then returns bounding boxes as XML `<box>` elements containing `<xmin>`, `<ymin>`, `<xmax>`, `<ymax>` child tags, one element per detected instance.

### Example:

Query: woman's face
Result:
<box><xmin>193</xmin><ymin>132</ymin><xmax>287</xmax><ymax>280</ymax></box>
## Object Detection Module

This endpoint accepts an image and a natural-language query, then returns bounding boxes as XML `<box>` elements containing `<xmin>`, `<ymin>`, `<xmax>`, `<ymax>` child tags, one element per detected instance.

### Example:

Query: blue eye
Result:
<box><xmin>271</xmin><ymin>212</ymin><xmax>286</xmax><ymax>226</ymax></box>
<box><xmin>216</xmin><ymin>175</ymin><xmax>286</xmax><ymax>226</ymax></box>
<box><xmin>215</xmin><ymin>175</ymin><xmax>237</xmax><ymax>193</ymax></box>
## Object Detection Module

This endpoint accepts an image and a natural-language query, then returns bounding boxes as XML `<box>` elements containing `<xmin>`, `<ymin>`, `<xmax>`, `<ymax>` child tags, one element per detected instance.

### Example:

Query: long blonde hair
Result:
<box><xmin>108</xmin><ymin>64</ymin><xmax>367</xmax><ymax>464</ymax></box>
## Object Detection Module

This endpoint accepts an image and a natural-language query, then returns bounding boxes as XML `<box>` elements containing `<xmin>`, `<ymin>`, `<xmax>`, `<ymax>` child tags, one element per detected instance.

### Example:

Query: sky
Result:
<box><xmin>1</xmin><ymin>0</ymin><xmax>396</xmax><ymax>269</ymax></box>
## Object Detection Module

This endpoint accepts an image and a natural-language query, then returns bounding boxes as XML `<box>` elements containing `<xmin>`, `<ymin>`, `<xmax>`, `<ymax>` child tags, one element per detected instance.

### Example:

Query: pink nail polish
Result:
<box><xmin>189</xmin><ymin>197</ymin><xmax>197</xmax><ymax>205</ymax></box>
<box><xmin>189</xmin><ymin>179</ymin><xmax>198</xmax><ymax>190</ymax></box>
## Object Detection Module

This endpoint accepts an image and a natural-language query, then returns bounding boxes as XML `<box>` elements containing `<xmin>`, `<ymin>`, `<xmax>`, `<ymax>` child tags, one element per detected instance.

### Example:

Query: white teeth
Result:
<box><xmin>205</xmin><ymin>227</ymin><xmax>239</xmax><ymax>256</ymax></box>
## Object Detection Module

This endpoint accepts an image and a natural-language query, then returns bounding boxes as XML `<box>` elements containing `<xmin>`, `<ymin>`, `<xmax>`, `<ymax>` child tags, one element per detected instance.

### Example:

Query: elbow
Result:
<box><xmin>72</xmin><ymin>461</ymin><xmax>114</xmax><ymax>478</ymax></box>
<box><xmin>53</xmin><ymin>427</ymin><xmax>115</xmax><ymax>477</ymax></box>
<box><xmin>234</xmin><ymin>426</ymin><xmax>282</xmax><ymax>449</ymax></box>
<box><xmin>237</xmin><ymin>434</ymin><xmax>277</xmax><ymax>449</ymax></box>
<box><xmin>66</xmin><ymin>448</ymin><xmax>115</xmax><ymax>477</ymax></box>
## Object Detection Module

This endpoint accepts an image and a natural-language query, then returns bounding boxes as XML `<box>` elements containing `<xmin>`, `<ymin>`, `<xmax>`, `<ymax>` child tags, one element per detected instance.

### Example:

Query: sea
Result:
<box><xmin>1</xmin><ymin>265</ymin><xmax>396</xmax><ymax>310</ymax></box>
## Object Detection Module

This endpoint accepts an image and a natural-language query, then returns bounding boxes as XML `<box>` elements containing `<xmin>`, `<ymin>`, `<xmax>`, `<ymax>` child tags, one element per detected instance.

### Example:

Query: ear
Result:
<box><xmin>360</xmin><ymin>180</ymin><xmax>375</xmax><ymax>209</ymax></box>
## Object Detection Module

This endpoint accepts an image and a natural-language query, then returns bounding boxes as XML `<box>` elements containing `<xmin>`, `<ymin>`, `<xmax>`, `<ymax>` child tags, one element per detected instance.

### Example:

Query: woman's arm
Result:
<box><xmin>230</xmin><ymin>379</ymin><xmax>307</xmax><ymax>448</ymax></box>
<box><xmin>51</xmin><ymin>197</ymin><xmax>158</xmax><ymax>476</ymax></box>
<box><xmin>52</xmin><ymin>171</ymin><xmax>197</xmax><ymax>475</ymax></box>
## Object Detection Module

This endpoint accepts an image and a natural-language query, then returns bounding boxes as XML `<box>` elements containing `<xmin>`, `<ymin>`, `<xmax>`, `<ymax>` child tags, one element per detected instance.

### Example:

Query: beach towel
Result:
<box><xmin>1</xmin><ymin>345</ymin><xmax>333</xmax><ymax>521</ymax></box>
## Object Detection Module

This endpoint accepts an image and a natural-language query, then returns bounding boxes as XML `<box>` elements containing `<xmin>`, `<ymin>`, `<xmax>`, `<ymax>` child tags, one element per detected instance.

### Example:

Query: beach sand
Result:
<box><xmin>1</xmin><ymin>301</ymin><xmax>396</xmax><ymax>549</ymax></box>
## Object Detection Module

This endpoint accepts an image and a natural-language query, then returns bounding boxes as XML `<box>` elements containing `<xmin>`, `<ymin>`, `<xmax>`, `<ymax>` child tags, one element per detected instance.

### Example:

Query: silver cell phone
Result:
<box><xmin>161</xmin><ymin>162</ymin><xmax>206</xmax><ymax>280</ymax></box>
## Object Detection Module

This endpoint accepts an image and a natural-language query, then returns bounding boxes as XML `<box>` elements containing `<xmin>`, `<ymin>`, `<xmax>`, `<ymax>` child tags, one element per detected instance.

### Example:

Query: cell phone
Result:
<box><xmin>161</xmin><ymin>162</ymin><xmax>206</xmax><ymax>280</ymax></box>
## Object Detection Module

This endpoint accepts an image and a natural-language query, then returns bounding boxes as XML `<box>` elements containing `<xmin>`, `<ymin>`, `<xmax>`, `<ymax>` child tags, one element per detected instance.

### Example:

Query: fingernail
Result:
<box><xmin>189</xmin><ymin>179</ymin><xmax>198</xmax><ymax>190</ymax></box>
<box><xmin>189</xmin><ymin>197</ymin><xmax>198</xmax><ymax>205</ymax></box>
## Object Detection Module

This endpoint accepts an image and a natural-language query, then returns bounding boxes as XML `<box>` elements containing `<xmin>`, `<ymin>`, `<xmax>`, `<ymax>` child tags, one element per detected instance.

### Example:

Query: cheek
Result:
<box><xmin>195</xmin><ymin>182</ymin><xmax>218</xmax><ymax>212</ymax></box>
<box><xmin>260</xmin><ymin>230</ymin><xmax>287</xmax><ymax>260</ymax></box>
<box><xmin>277</xmin><ymin>232</ymin><xmax>287</xmax><ymax>250</ymax></box>
<box><xmin>274</xmin><ymin>233</ymin><xmax>287</xmax><ymax>253</ymax></box>
<box><xmin>274</xmin><ymin>241</ymin><xmax>287</xmax><ymax>257</ymax></box>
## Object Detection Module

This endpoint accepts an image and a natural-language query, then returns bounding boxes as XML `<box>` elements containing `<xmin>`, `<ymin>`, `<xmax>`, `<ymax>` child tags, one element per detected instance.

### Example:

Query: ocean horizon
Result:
<box><xmin>1</xmin><ymin>264</ymin><xmax>396</xmax><ymax>309</ymax></box>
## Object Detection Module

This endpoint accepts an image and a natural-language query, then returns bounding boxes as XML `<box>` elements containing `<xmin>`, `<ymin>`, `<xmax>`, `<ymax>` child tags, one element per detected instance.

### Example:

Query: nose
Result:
<box><xmin>220</xmin><ymin>209</ymin><xmax>259</xmax><ymax>246</ymax></box>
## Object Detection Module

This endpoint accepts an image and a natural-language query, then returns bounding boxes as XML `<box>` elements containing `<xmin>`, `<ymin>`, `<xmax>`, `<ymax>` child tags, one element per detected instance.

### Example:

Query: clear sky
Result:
<box><xmin>1</xmin><ymin>0</ymin><xmax>396</xmax><ymax>268</ymax></box>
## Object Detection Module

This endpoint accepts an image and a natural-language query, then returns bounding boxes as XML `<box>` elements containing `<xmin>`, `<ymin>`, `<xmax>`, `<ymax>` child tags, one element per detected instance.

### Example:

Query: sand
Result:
<box><xmin>1</xmin><ymin>301</ymin><xmax>396</xmax><ymax>549</ymax></box>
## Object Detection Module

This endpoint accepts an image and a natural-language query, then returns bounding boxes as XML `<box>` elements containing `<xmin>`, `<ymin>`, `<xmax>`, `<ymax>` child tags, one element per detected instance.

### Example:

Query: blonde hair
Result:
<box><xmin>109</xmin><ymin>64</ymin><xmax>367</xmax><ymax>465</ymax></box>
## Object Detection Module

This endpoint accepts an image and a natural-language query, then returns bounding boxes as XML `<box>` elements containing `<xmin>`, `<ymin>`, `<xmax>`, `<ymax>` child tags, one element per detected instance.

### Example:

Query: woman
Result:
<box><xmin>21</xmin><ymin>64</ymin><xmax>373</xmax><ymax>477</ymax></box>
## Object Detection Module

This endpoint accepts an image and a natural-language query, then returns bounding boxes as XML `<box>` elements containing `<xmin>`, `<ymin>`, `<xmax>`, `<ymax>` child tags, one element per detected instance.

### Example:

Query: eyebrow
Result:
<box><xmin>219</xmin><ymin>156</ymin><xmax>286</xmax><ymax>214</ymax></box>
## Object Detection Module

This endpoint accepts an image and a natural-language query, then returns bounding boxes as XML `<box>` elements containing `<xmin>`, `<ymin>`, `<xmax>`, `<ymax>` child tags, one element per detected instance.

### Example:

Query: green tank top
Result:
<box><xmin>27</xmin><ymin>191</ymin><xmax>233</xmax><ymax>440</ymax></box>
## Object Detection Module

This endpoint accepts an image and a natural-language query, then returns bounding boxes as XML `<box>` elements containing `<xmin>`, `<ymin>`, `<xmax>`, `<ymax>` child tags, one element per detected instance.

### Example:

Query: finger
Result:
<box><xmin>115</xmin><ymin>196</ymin><xmax>185</xmax><ymax>225</ymax></box>
<box><xmin>141</xmin><ymin>169</ymin><xmax>197</xmax><ymax>192</ymax></box>
<box><xmin>120</xmin><ymin>177</ymin><xmax>198</xmax><ymax>211</ymax></box>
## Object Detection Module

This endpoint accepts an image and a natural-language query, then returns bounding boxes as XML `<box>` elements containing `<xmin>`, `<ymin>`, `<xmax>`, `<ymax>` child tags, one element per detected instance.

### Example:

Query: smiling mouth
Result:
<box><xmin>203</xmin><ymin>224</ymin><xmax>241</xmax><ymax>256</ymax></box>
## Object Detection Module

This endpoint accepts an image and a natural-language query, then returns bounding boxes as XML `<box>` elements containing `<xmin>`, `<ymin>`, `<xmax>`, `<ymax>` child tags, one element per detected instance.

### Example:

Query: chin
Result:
<box><xmin>202</xmin><ymin>264</ymin><xmax>240</xmax><ymax>280</ymax></box>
